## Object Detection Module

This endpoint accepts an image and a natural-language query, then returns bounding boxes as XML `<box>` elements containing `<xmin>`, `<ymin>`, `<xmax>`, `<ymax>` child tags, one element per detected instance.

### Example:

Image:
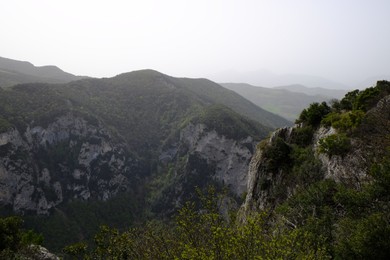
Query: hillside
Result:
<box><xmin>242</xmin><ymin>80</ymin><xmax>390</xmax><ymax>258</ymax></box>
<box><xmin>274</xmin><ymin>84</ymin><xmax>348</xmax><ymax>98</ymax></box>
<box><xmin>43</xmin><ymin>80</ymin><xmax>390</xmax><ymax>260</ymax></box>
<box><xmin>221</xmin><ymin>82</ymin><xmax>335</xmax><ymax>121</ymax></box>
<box><xmin>0</xmin><ymin>69</ymin><xmax>284</xmax><ymax>251</ymax></box>
<box><xmin>0</xmin><ymin>56</ymin><xmax>85</xmax><ymax>87</ymax></box>
<box><xmin>1</xmin><ymin>77</ymin><xmax>389</xmax><ymax>258</ymax></box>
<box><xmin>210</xmin><ymin>69</ymin><xmax>350</xmax><ymax>89</ymax></box>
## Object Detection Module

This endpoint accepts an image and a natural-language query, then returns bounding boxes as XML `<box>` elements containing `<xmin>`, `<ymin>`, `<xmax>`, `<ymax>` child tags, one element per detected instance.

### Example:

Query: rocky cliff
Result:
<box><xmin>0</xmin><ymin>113</ymin><xmax>259</xmax><ymax>216</ymax></box>
<box><xmin>242</xmin><ymin>83</ymin><xmax>390</xmax><ymax>214</ymax></box>
<box><xmin>0</xmin><ymin>113</ymin><xmax>137</xmax><ymax>214</ymax></box>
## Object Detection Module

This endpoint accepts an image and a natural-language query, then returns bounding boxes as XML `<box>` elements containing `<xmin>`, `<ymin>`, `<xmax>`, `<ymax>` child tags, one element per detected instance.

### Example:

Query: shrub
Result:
<box><xmin>321</xmin><ymin>110</ymin><xmax>365</xmax><ymax>132</ymax></box>
<box><xmin>290</xmin><ymin>125</ymin><xmax>314</xmax><ymax>147</ymax></box>
<box><xmin>318</xmin><ymin>133</ymin><xmax>351</xmax><ymax>157</ymax></box>
<box><xmin>0</xmin><ymin>117</ymin><xmax>11</xmax><ymax>133</ymax></box>
<box><xmin>263</xmin><ymin>137</ymin><xmax>291</xmax><ymax>171</ymax></box>
<box><xmin>297</xmin><ymin>102</ymin><xmax>331</xmax><ymax>127</ymax></box>
<box><xmin>340</xmin><ymin>89</ymin><xmax>359</xmax><ymax>110</ymax></box>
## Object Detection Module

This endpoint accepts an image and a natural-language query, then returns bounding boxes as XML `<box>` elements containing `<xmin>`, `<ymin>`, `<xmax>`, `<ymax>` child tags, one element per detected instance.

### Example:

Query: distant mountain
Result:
<box><xmin>274</xmin><ymin>84</ymin><xmax>348</xmax><ymax>99</ymax></box>
<box><xmin>221</xmin><ymin>83</ymin><xmax>336</xmax><ymax>121</ymax></box>
<box><xmin>0</xmin><ymin>56</ymin><xmax>85</xmax><ymax>87</ymax></box>
<box><xmin>209</xmin><ymin>69</ymin><xmax>350</xmax><ymax>89</ymax></box>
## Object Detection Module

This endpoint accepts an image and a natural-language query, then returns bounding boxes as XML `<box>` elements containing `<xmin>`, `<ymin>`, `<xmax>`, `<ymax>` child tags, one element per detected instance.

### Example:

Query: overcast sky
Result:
<box><xmin>2</xmin><ymin>0</ymin><xmax>390</xmax><ymax>85</ymax></box>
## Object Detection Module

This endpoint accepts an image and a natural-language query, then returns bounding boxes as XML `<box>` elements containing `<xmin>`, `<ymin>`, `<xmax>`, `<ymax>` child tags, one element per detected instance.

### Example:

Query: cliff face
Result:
<box><xmin>0</xmin><ymin>113</ymin><xmax>136</xmax><ymax>214</ymax></box>
<box><xmin>0</xmin><ymin>114</ymin><xmax>258</xmax><ymax>216</ymax></box>
<box><xmin>242</xmin><ymin>92</ymin><xmax>390</xmax><ymax>214</ymax></box>
<box><xmin>148</xmin><ymin>122</ymin><xmax>258</xmax><ymax>215</ymax></box>
<box><xmin>242</xmin><ymin>126</ymin><xmax>301</xmax><ymax>212</ymax></box>
<box><xmin>179</xmin><ymin>123</ymin><xmax>254</xmax><ymax>196</ymax></box>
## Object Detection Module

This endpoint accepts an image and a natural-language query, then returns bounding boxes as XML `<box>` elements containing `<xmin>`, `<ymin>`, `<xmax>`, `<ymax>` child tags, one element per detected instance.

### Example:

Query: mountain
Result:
<box><xmin>242</xmin><ymin>81</ymin><xmax>390</xmax><ymax>258</ymax></box>
<box><xmin>221</xmin><ymin>83</ymin><xmax>335</xmax><ymax>121</ymax></box>
<box><xmin>273</xmin><ymin>84</ymin><xmax>348</xmax><ymax>99</ymax></box>
<box><xmin>0</xmin><ymin>69</ymin><xmax>288</xmax><ymax>250</ymax></box>
<box><xmin>0</xmin><ymin>56</ymin><xmax>85</xmax><ymax>87</ymax></box>
<box><xmin>209</xmin><ymin>69</ymin><xmax>350</xmax><ymax>89</ymax></box>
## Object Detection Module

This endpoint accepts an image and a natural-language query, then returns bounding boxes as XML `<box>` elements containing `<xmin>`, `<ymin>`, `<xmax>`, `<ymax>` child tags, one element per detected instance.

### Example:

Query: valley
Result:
<box><xmin>0</xmin><ymin>58</ymin><xmax>389</xmax><ymax>259</ymax></box>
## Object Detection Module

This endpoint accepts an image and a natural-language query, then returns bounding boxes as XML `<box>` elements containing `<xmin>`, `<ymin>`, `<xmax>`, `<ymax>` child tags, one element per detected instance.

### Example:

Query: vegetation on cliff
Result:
<box><xmin>245</xmin><ymin>80</ymin><xmax>390</xmax><ymax>258</ymax></box>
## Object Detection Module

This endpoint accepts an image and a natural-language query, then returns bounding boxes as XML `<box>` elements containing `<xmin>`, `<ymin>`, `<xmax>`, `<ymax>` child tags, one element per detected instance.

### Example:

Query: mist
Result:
<box><xmin>2</xmin><ymin>0</ymin><xmax>390</xmax><ymax>88</ymax></box>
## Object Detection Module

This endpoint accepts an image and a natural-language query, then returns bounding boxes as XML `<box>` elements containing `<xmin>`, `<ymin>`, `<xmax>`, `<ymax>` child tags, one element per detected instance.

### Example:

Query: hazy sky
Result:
<box><xmin>2</xmin><ymin>0</ymin><xmax>390</xmax><ymax>84</ymax></box>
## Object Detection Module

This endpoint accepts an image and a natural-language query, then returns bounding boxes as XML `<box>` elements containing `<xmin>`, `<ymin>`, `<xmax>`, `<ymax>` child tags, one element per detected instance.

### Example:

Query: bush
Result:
<box><xmin>0</xmin><ymin>216</ymin><xmax>43</xmax><ymax>259</ymax></box>
<box><xmin>63</xmin><ymin>187</ymin><xmax>330</xmax><ymax>259</ymax></box>
<box><xmin>290</xmin><ymin>125</ymin><xmax>314</xmax><ymax>147</ymax></box>
<box><xmin>321</xmin><ymin>110</ymin><xmax>365</xmax><ymax>132</ymax></box>
<box><xmin>0</xmin><ymin>117</ymin><xmax>11</xmax><ymax>133</ymax></box>
<box><xmin>297</xmin><ymin>102</ymin><xmax>331</xmax><ymax>127</ymax></box>
<box><xmin>318</xmin><ymin>133</ymin><xmax>351</xmax><ymax>157</ymax></box>
<box><xmin>263</xmin><ymin>137</ymin><xmax>291</xmax><ymax>171</ymax></box>
<box><xmin>339</xmin><ymin>81</ymin><xmax>390</xmax><ymax>112</ymax></box>
<box><xmin>340</xmin><ymin>89</ymin><xmax>359</xmax><ymax>110</ymax></box>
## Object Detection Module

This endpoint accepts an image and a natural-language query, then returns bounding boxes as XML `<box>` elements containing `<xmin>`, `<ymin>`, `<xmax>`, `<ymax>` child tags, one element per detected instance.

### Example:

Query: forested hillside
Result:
<box><xmin>55</xmin><ymin>80</ymin><xmax>390</xmax><ymax>259</ymax></box>
<box><xmin>0</xmin><ymin>69</ymin><xmax>287</xmax><ymax>252</ymax></box>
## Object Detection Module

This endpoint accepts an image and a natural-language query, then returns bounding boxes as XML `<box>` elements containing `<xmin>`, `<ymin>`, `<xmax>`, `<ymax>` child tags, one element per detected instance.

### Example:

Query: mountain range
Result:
<box><xmin>222</xmin><ymin>83</ymin><xmax>347</xmax><ymax>121</ymax></box>
<box><xmin>0</xmin><ymin>56</ymin><xmax>85</xmax><ymax>87</ymax></box>
<box><xmin>210</xmin><ymin>69</ymin><xmax>351</xmax><ymax>89</ymax></box>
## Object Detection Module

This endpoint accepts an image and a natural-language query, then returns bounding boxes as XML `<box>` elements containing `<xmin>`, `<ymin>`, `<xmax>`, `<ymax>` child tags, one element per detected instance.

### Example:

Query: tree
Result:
<box><xmin>0</xmin><ymin>216</ymin><xmax>44</xmax><ymax>258</ymax></box>
<box><xmin>297</xmin><ymin>102</ymin><xmax>331</xmax><ymax>126</ymax></box>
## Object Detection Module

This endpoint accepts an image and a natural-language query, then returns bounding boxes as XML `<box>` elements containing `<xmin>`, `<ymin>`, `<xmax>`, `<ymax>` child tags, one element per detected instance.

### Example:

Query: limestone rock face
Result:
<box><xmin>0</xmin><ymin>115</ymin><xmax>258</xmax><ymax>216</ymax></box>
<box><xmin>243</xmin><ymin>89</ymin><xmax>390</xmax><ymax>215</ymax></box>
<box><xmin>154</xmin><ymin>123</ymin><xmax>258</xmax><ymax>215</ymax></box>
<box><xmin>242</xmin><ymin>124</ymin><xmax>371</xmax><ymax>214</ymax></box>
<box><xmin>179</xmin><ymin>123</ymin><xmax>255</xmax><ymax>196</ymax></box>
<box><xmin>313</xmin><ymin>126</ymin><xmax>369</xmax><ymax>185</ymax></box>
<box><xmin>0</xmin><ymin>113</ymin><xmax>135</xmax><ymax>214</ymax></box>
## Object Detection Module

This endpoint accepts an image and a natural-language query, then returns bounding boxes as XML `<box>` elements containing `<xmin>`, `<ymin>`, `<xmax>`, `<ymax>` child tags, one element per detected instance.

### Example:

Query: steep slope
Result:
<box><xmin>0</xmin><ymin>56</ymin><xmax>84</xmax><ymax>87</ymax></box>
<box><xmin>222</xmin><ymin>82</ymin><xmax>334</xmax><ymax>121</ymax></box>
<box><xmin>241</xmin><ymin>81</ymin><xmax>390</xmax><ymax>258</ymax></box>
<box><xmin>110</xmin><ymin>71</ymin><xmax>290</xmax><ymax>128</ymax></box>
<box><xmin>0</xmin><ymin>70</ymin><xmax>278</xmax><ymax>250</ymax></box>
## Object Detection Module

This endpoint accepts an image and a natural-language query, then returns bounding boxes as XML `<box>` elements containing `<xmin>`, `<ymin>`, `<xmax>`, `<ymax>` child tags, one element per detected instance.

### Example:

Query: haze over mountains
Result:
<box><xmin>0</xmin><ymin>56</ymin><xmax>85</xmax><ymax>87</ymax></box>
<box><xmin>210</xmin><ymin>69</ymin><xmax>390</xmax><ymax>90</ymax></box>
<box><xmin>222</xmin><ymin>83</ymin><xmax>346</xmax><ymax>121</ymax></box>
<box><xmin>0</xmin><ymin>56</ymin><xmax>355</xmax><ymax>123</ymax></box>
<box><xmin>0</xmin><ymin>56</ymin><xmax>346</xmax><ymax>122</ymax></box>
<box><xmin>273</xmin><ymin>84</ymin><xmax>347</xmax><ymax>99</ymax></box>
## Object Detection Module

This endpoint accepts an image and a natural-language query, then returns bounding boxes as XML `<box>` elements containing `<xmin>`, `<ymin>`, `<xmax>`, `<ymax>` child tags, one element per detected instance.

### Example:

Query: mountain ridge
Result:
<box><xmin>0</xmin><ymin>56</ymin><xmax>86</xmax><ymax>87</ymax></box>
<box><xmin>221</xmin><ymin>82</ymin><xmax>340</xmax><ymax>121</ymax></box>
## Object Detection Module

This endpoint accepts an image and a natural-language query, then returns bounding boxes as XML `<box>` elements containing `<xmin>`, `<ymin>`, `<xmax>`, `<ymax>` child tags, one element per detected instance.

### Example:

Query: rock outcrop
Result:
<box><xmin>0</xmin><ymin>113</ymin><xmax>136</xmax><ymax>214</ymax></box>
<box><xmin>179</xmin><ymin>123</ymin><xmax>254</xmax><ymax>196</ymax></box>
<box><xmin>0</xmin><ymin>115</ymin><xmax>258</xmax><ymax>216</ymax></box>
<box><xmin>242</xmin><ymin>124</ymin><xmax>370</xmax><ymax>213</ymax></box>
<box><xmin>242</xmin><ymin>94</ymin><xmax>390</xmax><ymax>214</ymax></box>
